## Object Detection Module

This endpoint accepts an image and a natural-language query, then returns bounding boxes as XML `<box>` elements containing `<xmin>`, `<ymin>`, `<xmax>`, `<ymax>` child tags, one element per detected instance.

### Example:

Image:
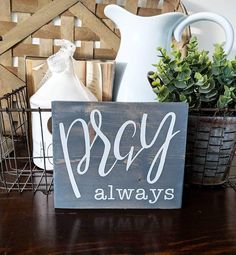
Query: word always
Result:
<box><xmin>95</xmin><ymin>185</ymin><xmax>174</xmax><ymax>204</ymax></box>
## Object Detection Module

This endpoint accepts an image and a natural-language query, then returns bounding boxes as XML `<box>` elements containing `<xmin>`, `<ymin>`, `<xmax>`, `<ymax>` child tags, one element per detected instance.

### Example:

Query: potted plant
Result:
<box><xmin>148</xmin><ymin>37</ymin><xmax>236</xmax><ymax>185</ymax></box>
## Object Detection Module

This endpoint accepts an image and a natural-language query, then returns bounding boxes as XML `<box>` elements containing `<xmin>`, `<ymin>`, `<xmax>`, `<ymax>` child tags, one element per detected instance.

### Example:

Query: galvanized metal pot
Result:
<box><xmin>185</xmin><ymin>111</ymin><xmax>236</xmax><ymax>185</ymax></box>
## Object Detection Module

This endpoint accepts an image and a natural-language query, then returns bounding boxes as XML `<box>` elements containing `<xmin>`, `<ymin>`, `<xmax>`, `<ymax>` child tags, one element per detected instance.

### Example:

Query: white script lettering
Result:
<box><xmin>59</xmin><ymin>110</ymin><xmax>180</xmax><ymax>198</ymax></box>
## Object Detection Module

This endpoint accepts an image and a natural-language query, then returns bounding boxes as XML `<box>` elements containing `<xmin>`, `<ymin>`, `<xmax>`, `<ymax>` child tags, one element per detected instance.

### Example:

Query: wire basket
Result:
<box><xmin>0</xmin><ymin>86</ymin><xmax>53</xmax><ymax>194</ymax></box>
<box><xmin>1</xmin><ymin>87</ymin><xmax>236</xmax><ymax>193</ymax></box>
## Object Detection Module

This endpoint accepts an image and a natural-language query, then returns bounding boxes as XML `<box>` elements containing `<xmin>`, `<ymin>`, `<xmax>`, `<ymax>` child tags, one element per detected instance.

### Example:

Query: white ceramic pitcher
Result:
<box><xmin>104</xmin><ymin>5</ymin><xmax>234</xmax><ymax>102</ymax></box>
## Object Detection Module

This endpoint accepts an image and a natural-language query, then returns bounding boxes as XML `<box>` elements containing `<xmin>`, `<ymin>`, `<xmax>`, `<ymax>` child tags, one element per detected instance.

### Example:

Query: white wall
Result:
<box><xmin>181</xmin><ymin>0</ymin><xmax>236</xmax><ymax>59</ymax></box>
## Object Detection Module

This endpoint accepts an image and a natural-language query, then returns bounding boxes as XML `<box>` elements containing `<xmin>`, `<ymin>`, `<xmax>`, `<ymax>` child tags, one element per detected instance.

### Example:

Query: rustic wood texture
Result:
<box><xmin>0</xmin><ymin>0</ymin><xmax>183</xmax><ymax>95</ymax></box>
<box><xmin>0</xmin><ymin>186</ymin><xmax>236</xmax><ymax>254</ymax></box>
<box><xmin>0</xmin><ymin>0</ymin><xmax>80</xmax><ymax>56</ymax></box>
<box><xmin>26</xmin><ymin>58</ymin><xmax>115</xmax><ymax>100</ymax></box>
<box><xmin>0</xmin><ymin>1</ymin><xmax>11</xmax><ymax>69</ymax></box>
<box><xmin>0</xmin><ymin>64</ymin><xmax>25</xmax><ymax>94</ymax></box>
<box><xmin>52</xmin><ymin>102</ymin><xmax>188</xmax><ymax>209</ymax></box>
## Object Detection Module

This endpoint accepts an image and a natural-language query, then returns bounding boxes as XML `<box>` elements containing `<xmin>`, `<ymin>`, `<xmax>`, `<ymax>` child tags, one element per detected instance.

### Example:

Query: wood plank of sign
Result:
<box><xmin>52</xmin><ymin>102</ymin><xmax>188</xmax><ymax>209</ymax></box>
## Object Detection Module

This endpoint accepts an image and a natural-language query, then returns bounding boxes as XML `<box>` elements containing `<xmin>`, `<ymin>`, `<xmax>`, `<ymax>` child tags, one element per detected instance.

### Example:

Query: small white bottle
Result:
<box><xmin>30</xmin><ymin>40</ymin><xmax>97</xmax><ymax>170</ymax></box>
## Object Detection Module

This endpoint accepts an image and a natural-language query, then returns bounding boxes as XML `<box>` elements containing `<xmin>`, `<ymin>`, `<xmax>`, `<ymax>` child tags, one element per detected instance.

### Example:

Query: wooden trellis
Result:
<box><xmin>0</xmin><ymin>0</ymin><xmax>182</xmax><ymax>96</ymax></box>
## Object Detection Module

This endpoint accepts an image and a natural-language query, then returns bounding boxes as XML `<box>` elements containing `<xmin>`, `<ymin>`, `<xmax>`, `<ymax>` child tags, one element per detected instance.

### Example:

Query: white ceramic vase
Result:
<box><xmin>104</xmin><ymin>5</ymin><xmax>234</xmax><ymax>102</ymax></box>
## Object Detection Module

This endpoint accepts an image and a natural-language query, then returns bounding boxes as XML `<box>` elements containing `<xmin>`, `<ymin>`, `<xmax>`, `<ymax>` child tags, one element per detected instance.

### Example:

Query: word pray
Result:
<box><xmin>59</xmin><ymin>109</ymin><xmax>180</xmax><ymax>199</ymax></box>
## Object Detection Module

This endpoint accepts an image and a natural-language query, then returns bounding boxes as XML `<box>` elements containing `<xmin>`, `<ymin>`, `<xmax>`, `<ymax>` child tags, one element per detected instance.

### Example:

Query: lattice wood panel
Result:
<box><xmin>0</xmin><ymin>0</ymin><xmax>183</xmax><ymax>96</ymax></box>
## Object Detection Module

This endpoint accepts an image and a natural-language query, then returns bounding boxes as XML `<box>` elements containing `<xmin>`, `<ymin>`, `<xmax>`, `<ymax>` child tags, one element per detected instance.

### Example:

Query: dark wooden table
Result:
<box><xmin>0</xmin><ymin>185</ymin><xmax>236</xmax><ymax>255</ymax></box>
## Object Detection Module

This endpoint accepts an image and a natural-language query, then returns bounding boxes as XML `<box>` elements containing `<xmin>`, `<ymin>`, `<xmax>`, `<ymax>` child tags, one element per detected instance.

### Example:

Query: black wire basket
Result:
<box><xmin>0</xmin><ymin>86</ymin><xmax>53</xmax><ymax>194</ymax></box>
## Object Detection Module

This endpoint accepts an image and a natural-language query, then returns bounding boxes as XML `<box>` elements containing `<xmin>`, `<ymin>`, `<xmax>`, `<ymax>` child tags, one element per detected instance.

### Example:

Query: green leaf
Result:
<box><xmin>194</xmin><ymin>72</ymin><xmax>203</xmax><ymax>81</ymax></box>
<box><xmin>174</xmin><ymin>81</ymin><xmax>187</xmax><ymax>89</ymax></box>
<box><xmin>149</xmin><ymin>36</ymin><xmax>236</xmax><ymax>108</ymax></box>
<box><xmin>217</xmin><ymin>95</ymin><xmax>232</xmax><ymax>109</ymax></box>
<box><xmin>223</xmin><ymin>85</ymin><xmax>231</xmax><ymax>97</ymax></box>
<box><xmin>152</xmin><ymin>79</ymin><xmax>160</xmax><ymax>87</ymax></box>
<box><xmin>198</xmin><ymin>81</ymin><xmax>215</xmax><ymax>94</ymax></box>
<box><xmin>179</xmin><ymin>93</ymin><xmax>187</xmax><ymax>102</ymax></box>
<box><xmin>205</xmin><ymin>89</ymin><xmax>218</xmax><ymax>99</ymax></box>
<box><xmin>200</xmin><ymin>95</ymin><xmax>216</xmax><ymax>102</ymax></box>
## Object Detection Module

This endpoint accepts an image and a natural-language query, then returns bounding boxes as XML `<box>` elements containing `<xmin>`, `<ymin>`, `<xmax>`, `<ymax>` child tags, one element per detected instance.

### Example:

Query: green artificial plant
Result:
<box><xmin>148</xmin><ymin>37</ymin><xmax>236</xmax><ymax>109</ymax></box>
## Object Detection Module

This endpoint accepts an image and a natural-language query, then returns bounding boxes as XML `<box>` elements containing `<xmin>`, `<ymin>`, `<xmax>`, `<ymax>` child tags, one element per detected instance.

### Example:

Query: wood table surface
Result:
<box><xmin>0</xmin><ymin>185</ymin><xmax>236</xmax><ymax>255</ymax></box>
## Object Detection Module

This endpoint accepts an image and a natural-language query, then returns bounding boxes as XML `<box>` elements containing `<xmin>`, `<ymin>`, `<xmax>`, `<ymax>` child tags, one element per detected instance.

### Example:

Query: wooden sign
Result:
<box><xmin>52</xmin><ymin>102</ymin><xmax>188</xmax><ymax>209</ymax></box>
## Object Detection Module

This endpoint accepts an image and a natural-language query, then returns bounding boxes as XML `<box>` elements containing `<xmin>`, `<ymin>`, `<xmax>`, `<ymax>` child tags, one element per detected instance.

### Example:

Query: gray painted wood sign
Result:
<box><xmin>52</xmin><ymin>102</ymin><xmax>188</xmax><ymax>209</ymax></box>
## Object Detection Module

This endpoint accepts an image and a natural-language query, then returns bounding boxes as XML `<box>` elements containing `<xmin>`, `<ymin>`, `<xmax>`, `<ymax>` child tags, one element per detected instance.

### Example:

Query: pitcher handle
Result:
<box><xmin>174</xmin><ymin>12</ymin><xmax>234</xmax><ymax>55</ymax></box>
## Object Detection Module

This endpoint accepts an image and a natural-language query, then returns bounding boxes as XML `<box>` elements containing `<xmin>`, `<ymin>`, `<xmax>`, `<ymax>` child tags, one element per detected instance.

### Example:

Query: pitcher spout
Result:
<box><xmin>104</xmin><ymin>4</ymin><xmax>134</xmax><ymax>30</ymax></box>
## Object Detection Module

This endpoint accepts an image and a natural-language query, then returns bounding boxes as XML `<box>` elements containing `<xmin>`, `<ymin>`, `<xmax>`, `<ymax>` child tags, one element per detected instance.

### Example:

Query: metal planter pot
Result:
<box><xmin>185</xmin><ymin>113</ymin><xmax>236</xmax><ymax>185</ymax></box>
